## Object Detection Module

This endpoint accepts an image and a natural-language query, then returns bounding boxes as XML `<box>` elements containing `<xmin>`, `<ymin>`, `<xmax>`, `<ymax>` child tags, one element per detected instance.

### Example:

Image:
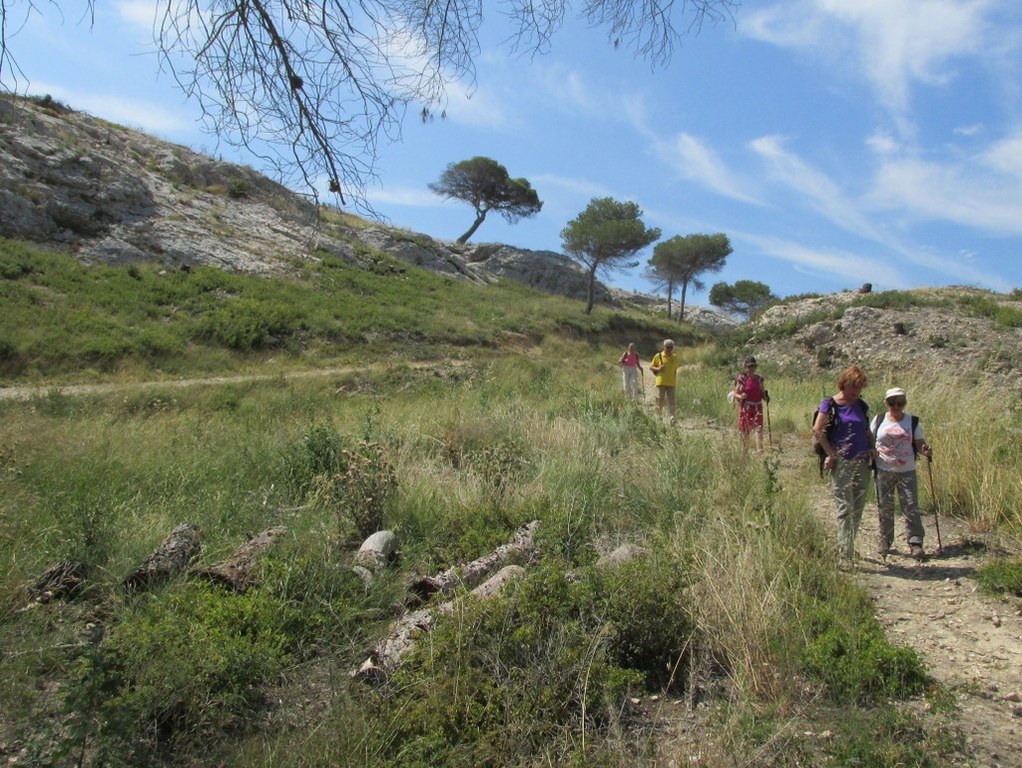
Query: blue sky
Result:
<box><xmin>4</xmin><ymin>0</ymin><xmax>1022</xmax><ymax>302</ymax></box>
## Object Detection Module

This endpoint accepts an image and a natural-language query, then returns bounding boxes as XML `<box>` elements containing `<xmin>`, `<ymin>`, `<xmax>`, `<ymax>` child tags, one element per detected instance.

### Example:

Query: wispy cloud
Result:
<box><xmin>868</xmin><ymin>154</ymin><xmax>1022</xmax><ymax>236</ymax></box>
<box><xmin>365</xmin><ymin>185</ymin><xmax>448</xmax><ymax>208</ymax></box>
<box><xmin>115</xmin><ymin>0</ymin><xmax>158</xmax><ymax>29</ymax></box>
<box><xmin>737</xmin><ymin>231</ymin><xmax>910</xmax><ymax>287</ymax></box>
<box><xmin>28</xmin><ymin>81</ymin><xmax>194</xmax><ymax>134</ymax></box>
<box><xmin>441</xmin><ymin>83</ymin><xmax>511</xmax><ymax>129</ymax></box>
<box><xmin>654</xmin><ymin>133</ymin><xmax>764</xmax><ymax>205</ymax></box>
<box><xmin>750</xmin><ymin>134</ymin><xmax>881</xmax><ymax>238</ymax></box>
<box><xmin>741</xmin><ymin>0</ymin><xmax>1002</xmax><ymax>134</ymax></box>
<box><xmin>530</xmin><ymin>174</ymin><xmax>613</xmax><ymax>199</ymax></box>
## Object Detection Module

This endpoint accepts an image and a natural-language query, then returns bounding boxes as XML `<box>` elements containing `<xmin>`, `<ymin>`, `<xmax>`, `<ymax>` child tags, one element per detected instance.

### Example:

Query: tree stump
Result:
<box><xmin>192</xmin><ymin>526</ymin><xmax>287</xmax><ymax>592</ymax></box>
<box><xmin>123</xmin><ymin>523</ymin><xmax>202</xmax><ymax>593</ymax></box>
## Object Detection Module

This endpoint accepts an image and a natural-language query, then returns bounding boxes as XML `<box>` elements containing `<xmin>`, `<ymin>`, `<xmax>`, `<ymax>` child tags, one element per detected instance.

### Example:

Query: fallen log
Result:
<box><xmin>28</xmin><ymin>560</ymin><xmax>88</xmax><ymax>603</ymax></box>
<box><xmin>354</xmin><ymin>565</ymin><xmax>526</xmax><ymax>682</ymax></box>
<box><xmin>409</xmin><ymin>520</ymin><xmax>538</xmax><ymax>602</ymax></box>
<box><xmin>352</xmin><ymin>529</ymin><xmax>400</xmax><ymax>588</ymax></box>
<box><xmin>192</xmin><ymin>526</ymin><xmax>287</xmax><ymax>592</ymax></box>
<box><xmin>123</xmin><ymin>523</ymin><xmax>201</xmax><ymax>593</ymax></box>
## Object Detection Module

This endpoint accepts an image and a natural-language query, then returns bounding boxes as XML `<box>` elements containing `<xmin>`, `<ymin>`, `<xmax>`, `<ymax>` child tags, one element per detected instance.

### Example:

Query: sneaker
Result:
<box><xmin>909</xmin><ymin>544</ymin><xmax>925</xmax><ymax>560</ymax></box>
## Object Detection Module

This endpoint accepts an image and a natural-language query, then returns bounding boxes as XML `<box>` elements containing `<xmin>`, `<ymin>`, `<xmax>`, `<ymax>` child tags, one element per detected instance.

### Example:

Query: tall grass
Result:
<box><xmin>1</xmin><ymin>352</ymin><xmax>974</xmax><ymax>766</ymax></box>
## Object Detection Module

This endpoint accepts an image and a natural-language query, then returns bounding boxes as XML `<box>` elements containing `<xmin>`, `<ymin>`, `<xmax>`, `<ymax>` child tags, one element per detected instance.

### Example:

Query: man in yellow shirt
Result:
<box><xmin>650</xmin><ymin>339</ymin><xmax>681</xmax><ymax>423</ymax></box>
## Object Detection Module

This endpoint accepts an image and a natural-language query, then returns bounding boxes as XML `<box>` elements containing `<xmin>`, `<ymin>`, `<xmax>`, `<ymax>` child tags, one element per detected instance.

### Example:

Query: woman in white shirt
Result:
<box><xmin>872</xmin><ymin>387</ymin><xmax>933</xmax><ymax>561</ymax></box>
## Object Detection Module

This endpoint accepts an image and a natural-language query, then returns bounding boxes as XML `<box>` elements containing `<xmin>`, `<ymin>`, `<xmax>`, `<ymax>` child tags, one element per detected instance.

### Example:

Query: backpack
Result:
<box><xmin>870</xmin><ymin>414</ymin><xmax>920</xmax><ymax>459</ymax></box>
<box><xmin>811</xmin><ymin>397</ymin><xmax>869</xmax><ymax>477</ymax></box>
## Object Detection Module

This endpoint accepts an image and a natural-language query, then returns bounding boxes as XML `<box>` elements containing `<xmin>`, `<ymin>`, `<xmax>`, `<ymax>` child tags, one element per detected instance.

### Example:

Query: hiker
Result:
<box><xmin>733</xmin><ymin>356</ymin><xmax>769</xmax><ymax>452</ymax></box>
<box><xmin>649</xmin><ymin>339</ymin><xmax>681</xmax><ymax>423</ymax></box>
<box><xmin>812</xmin><ymin>365</ymin><xmax>874</xmax><ymax>564</ymax></box>
<box><xmin>872</xmin><ymin>387</ymin><xmax>933</xmax><ymax>561</ymax></box>
<box><xmin>618</xmin><ymin>343</ymin><xmax>643</xmax><ymax>401</ymax></box>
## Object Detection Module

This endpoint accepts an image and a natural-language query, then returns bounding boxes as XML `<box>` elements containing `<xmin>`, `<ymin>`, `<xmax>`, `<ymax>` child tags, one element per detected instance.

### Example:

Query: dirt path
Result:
<box><xmin>853</xmin><ymin>514</ymin><xmax>1022</xmax><ymax>766</ymax></box>
<box><xmin>794</xmin><ymin>452</ymin><xmax>1022</xmax><ymax>767</ymax></box>
<box><xmin>662</xmin><ymin>418</ymin><xmax>1021</xmax><ymax>765</ymax></box>
<box><xmin>0</xmin><ymin>361</ymin><xmax>465</xmax><ymax>401</ymax></box>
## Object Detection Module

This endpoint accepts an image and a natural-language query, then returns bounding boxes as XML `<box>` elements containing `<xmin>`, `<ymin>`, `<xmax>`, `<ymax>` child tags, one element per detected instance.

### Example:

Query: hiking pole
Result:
<box><xmin>926</xmin><ymin>457</ymin><xmax>943</xmax><ymax>554</ymax></box>
<box><xmin>765</xmin><ymin>400</ymin><xmax>774</xmax><ymax>450</ymax></box>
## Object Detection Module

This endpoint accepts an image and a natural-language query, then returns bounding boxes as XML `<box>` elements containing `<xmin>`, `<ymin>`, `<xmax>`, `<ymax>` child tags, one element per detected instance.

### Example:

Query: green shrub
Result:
<box><xmin>368</xmin><ymin>563</ymin><xmax>642</xmax><ymax>767</ymax></box>
<box><xmin>823</xmin><ymin>706</ymin><xmax>964</xmax><ymax>767</ymax></box>
<box><xmin>60</xmin><ymin>583</ymin><xmax>296</xmax><ymax>764</ymax></box>
<box><xmin>973</xmin><ymin>557</ymin><xmax>1022</xmax><ymax>596</ymax></box>
<box><xmin>310</xmin><ymin>440</ymin><xmax>397</xmax><ymax>538</ymax></box>
<box><xmin>198</xmin><ymin>298</ymin><xmax>302</xmax><ymax>350</ymax></box>
<box><xmin>800</xmin><ymin>587</ymin><xmax>929</xmax><ymax>703</ymax></box>
<box><xmin>588</xmin><ymin>555</ymin><xmax>694</xmax><ymax>689</ymax></box>
<box><xmin>281</xmin><ymin>424</ymin><xmax>347</xmax><ymax>497</ymax></box>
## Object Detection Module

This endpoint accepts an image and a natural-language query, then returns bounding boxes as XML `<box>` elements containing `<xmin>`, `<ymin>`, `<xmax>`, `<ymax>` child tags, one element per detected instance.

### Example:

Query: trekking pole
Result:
<box><xmin>765</xmin><ymin>400</ymin><xmax>774</xmax><ymax>450</ymax></box>
<box><xmin>926</xmin><ymin>457</ymin><xmax>943</xmax><ymax>554</ymax></box>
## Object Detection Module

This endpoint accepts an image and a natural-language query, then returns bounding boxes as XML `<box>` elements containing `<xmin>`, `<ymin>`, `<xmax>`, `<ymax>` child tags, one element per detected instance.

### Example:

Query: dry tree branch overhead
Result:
<box><xmin>0</xmin><ymin>0</ymin><xmax>737</xmax><ymax>207</ymax></box>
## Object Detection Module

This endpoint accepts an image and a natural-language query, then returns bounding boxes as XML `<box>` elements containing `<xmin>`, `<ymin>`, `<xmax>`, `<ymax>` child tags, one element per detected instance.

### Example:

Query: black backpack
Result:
<box><xmin>811</xmin><ymin>397</ymin><xmax>869</xmax><ymax>477</ymax></box>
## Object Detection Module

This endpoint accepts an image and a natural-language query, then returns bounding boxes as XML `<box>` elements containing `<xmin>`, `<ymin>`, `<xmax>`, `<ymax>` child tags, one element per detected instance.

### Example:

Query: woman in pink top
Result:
<box><xmin>618</xmin><ymin>343</ymin><xmax>643</xmax><ymax>400</ymax></box>
<box><xmin>733</xmin><ymin>356</ymin><xmax>768</xmax><ymax>452</ymax></box>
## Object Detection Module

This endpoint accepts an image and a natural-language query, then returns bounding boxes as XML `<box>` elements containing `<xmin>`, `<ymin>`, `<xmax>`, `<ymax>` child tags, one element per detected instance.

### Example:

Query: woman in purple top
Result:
<box><xmin>811</xmin><ymin>365</ymin><xmax>874</xmax><ymax>565</ymax></box>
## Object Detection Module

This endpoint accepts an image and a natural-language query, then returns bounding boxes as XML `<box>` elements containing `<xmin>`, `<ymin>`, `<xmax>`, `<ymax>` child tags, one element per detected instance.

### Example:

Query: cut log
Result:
<box><xmin>409</xmin><ymin>520</ymin><xmax>538</xmax><ymax>602</ymax></box>
<box><xmin>29</xmin><ymin>560</ymin><xmax>88</xmax><ymax>603</ymax></box>
<box><xmin>123</xmin><ymin>523</ymin><xmax>202</xmax><ymax>593</ymax></box>
<box><xmin>596</xmin><ymin>543</ymin><xmax>646</xmax><ymax>569</ymax></box>
<box><xmin>354</xmin><ymin>565</ymin><xmax>527</xmax><ymax>682</ymax></box>
<box><xmin>192</xmin><ymin>526</ymin><xmax>287</xmax><ymax>592</ymax></box>
<box><xmin>354</xmin><ymin>530</ymin><xmax>399</xmax><ymax>571</ymax></box>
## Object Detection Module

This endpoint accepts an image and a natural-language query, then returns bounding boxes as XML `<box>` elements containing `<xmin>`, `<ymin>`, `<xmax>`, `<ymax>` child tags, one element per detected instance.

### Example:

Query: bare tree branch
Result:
<box><xmin>0</xmin><ymin>0</ymin><xmax>738</xmax><ymax>207</ymax></box>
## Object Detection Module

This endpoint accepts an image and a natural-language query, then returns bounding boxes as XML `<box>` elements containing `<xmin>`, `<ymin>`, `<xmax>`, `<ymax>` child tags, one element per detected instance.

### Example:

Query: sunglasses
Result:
<box><xmin>888</xmin><ymin>400</ymin><xmax>907</xmax><ymax>407</ymax></box>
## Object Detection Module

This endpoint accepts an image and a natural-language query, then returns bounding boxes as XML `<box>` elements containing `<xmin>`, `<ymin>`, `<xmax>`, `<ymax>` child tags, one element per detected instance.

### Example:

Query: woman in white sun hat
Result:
<box><xmin>871</xmin><ymin>386</ymin><xmax>933</xmax><ymax>561</ymax></box>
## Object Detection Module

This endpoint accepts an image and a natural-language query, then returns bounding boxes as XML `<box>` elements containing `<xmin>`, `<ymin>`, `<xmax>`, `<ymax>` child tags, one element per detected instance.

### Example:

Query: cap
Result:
<box><xmin>884</xmin><ymin>387</ymin><xmax>906</xmax><ymax>401</ymax></box>
<box><xmin>744</xmin><ymin>356</ymin><xmax>757</xmax><ymax>366</ymax></box>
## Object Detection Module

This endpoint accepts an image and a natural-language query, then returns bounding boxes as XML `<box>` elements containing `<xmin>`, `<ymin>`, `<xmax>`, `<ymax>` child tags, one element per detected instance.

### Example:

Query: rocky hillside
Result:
<box><xmin>742</xmin><ymin>288</ymin><xmax>1022</xmax><ymax>391</ymax></box>
<box><xmin>0</xmin><ymin>93</ymin><xmax>611</xmax><ymax>304</ymax></box>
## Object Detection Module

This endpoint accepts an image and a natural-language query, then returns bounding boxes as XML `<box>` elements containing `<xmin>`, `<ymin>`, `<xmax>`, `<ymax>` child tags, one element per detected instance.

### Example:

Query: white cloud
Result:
<box><xmin>530</xmin><ymin>174</ymin><xmax>613</xmax><ymax>199</ymax></box>
<box><xmin>115</xmin><ymin>0</ymin><xmax>158</xmax><ymax>29</ymax></box>
<box><xmin>750</xmin><ymin>134</ymin><xmax>882</xmax><ymax>238</ymax></box>
<box><xmin>441</xmin><ymin>83</ymin><xmax>510</xmax><ymax>129</ymax></box>
<box><xmin>659</xmin><ymin>133</ymin><xmax>764</xmax><ymax>205</ymax></box>
<box><xmin>738</xmin><ymin>232</ymin><xmax>910</xmax><ymax>287</ymax></box>
<box><xmin>742</xmin><ymin>0</ymin><xmax>1000</xmax><ymax>133</ymax></box>
<box><xmin>982</xmin><ymin>134</ymin><xmax>1022</xmax><ymax>177</ymax></box>
<box><xmin>28</xmin><ymin>81</ymin><xmax>194</xmax><ymax>134</ymax></box>
<box><xmin>745</xmin><ymin>135</ymin><xmax>1015</xmax><ymax>289</ymax></box>
<box><xmin>365</xmin><ymin>185</ymin><xmax>448</xmax><ymax>208</ymax></box>
<box><xmin>953</xmin><ymin>123</ymin><xmax>986</xmax><ymax>137</ymax></box>
<box><xmin>868</xmin><ymin>155</ymin><xmax>1022</xmax><ymax>235</ymax></box>
<box><xmin>866</xmin><ymin>131</ymin><xmax>900</xmax><ymax>155</ymax></box>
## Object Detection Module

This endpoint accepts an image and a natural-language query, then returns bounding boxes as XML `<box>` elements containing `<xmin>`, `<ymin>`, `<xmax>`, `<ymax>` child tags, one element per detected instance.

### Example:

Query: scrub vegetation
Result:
<box><xmin>2</xmin><ymin>238</ymin><xmax>1018</xmax><ymax>766</ymax></box>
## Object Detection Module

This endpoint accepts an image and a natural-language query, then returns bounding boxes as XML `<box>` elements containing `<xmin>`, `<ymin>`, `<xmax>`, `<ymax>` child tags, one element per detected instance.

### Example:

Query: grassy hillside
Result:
<box><xmin>0</xmin><ymin>238</ymin><xmax>696</xmax><ymax>383</ymax></box>
<box><xmin>3</xmin><ymin>238</ymin><xmax>1021</xmax><ymax>766</ymax></box>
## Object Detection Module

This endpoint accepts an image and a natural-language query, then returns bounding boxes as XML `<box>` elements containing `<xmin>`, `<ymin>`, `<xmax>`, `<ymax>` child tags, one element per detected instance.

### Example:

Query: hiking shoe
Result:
<box><xmin>909</xmin><ymin>544</ymin><xmax>925</xmax><ymax>560</ymax></box>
